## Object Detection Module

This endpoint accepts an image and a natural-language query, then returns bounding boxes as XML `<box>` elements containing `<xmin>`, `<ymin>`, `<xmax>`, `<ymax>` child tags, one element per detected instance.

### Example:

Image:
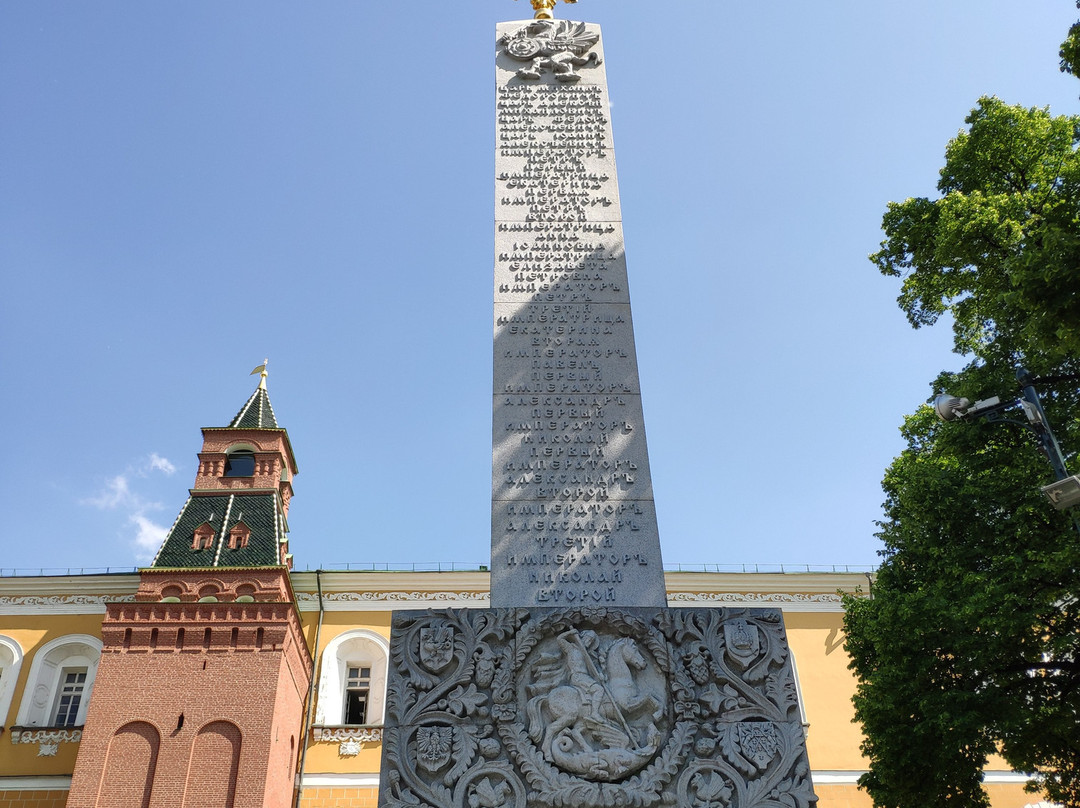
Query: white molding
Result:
<box><xmin>287</xmin><ymin>569</ymin><xmax>870</xmax><ymax>613</ymax></box>
<box><xmin>316</xmin><ymin>629</ymin><xmax>390</xmax><ymax>725</ymax></box>
<box><xmin>293</xmin><ymin>590</ymin><xmax>847</xmax><ymax>613</ymax></box>
<box><xmin>0</xmin><ymin>635</ymin><xmax>25</xmax><ymax>727</ymax></box>
<box><xmin>0</xmin><ymin>574</ymin><xmax>140</xmax><ymax>615</ymax></box>
<box><xmin>0</xmin><ymin>594</ymin><xmax>136</xmax><ymax>615</ymax></box>
<box><xmin>798</xmin><ymin>770</ymin><xmax>1032</xmax><ymax>786</ymax></box>
<box><xmin>311</xmin><ymin>726</ymin><xmax>384</xmax><ymax>743</ymax></box>
<box><xmin>297</xmin><ymin>591</ymin><xmax>489</xmax><ymax>612</ymax></box>
<box><xmin>984</xmin><ymin>771</ymin><xmax>1036</xmax><ymax>784</ymax></box>
<box><xmin>14</xmin><ymin>634</ymin><xmax>103</xmax><ymax>728</ymax></box>
<box><xmin>0</xmin><ymin>775</ymin><xmax>72</xmax><ymax>791</ymax></box>
<box><xmin>10</xmin><ymin>727</ymin><xmax>82</xmax><ymax>744</ymax></box>
<box><xmin>809</xmin><ymin>771</ymin><xmax>862</xmax><ymax>784</ymax></box>
<box><xmin>300</xmin><ymin>773</ymin><xmax>381</xmax><ymax>788</ymax></box>
<box><xmin>667</xmin><ymin>592</ymin><xmax>846</xmax><ymax>613</ymax></box>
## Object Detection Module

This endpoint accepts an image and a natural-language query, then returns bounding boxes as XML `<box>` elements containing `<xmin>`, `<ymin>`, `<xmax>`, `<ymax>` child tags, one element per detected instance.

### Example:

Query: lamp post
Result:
<box><xmin>933</xmin><ymin>368</ymin><xmax>1080</xmax><ymax>511</ymax></box>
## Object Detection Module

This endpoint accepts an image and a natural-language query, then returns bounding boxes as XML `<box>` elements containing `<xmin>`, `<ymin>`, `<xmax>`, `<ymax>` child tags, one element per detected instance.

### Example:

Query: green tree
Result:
<box><xmin>845</xmin><ymin>41</ymin><xmax>1080</xmax><ymax>808</ymax></box>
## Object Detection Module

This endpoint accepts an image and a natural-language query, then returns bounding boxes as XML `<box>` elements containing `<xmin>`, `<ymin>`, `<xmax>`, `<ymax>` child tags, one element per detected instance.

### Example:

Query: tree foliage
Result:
<box><xmin>846</xmin><ymin>33</ymin><xmax>1080</xmax><ymax>808</ymax></box>
<box><xmin>1061</xmin><ymin>4</ymin><xmax>1080</xmax><ymax>81</ymax></box>
<box><xmin>870</xmin><ymin>97</ymin><xmax>1080</xmax><ymax>364</ymax></box>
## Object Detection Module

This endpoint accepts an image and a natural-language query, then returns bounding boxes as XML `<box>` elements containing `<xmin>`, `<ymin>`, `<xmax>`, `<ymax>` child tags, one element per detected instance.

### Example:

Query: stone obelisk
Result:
<box><xmin>491</xmin><ymin>12</ymin><xmax>666</xmax><ymax>609</ymax></box>
<box><xmin>377</xmin><ymin>9</ymin><xmax>817</xmax><ymax>808</ymax></box>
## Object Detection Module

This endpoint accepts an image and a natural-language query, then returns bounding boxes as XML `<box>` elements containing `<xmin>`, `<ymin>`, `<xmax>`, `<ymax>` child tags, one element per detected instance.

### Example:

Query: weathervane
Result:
<box><xmin>517</xmin><ymin>0</ymin><xmax>577</xmax><ymax>20</ymax></box>
<box><xmin>250</xmin><ymin>358</ymin><xmax>269</xmax><ymax>390</ymax></box>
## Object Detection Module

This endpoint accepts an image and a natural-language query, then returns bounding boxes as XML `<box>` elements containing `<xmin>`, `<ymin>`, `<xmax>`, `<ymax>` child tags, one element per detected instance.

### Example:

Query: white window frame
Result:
<box><xmin>0</xmin><ymin>635</ymin><xmax>25</xmax><ymax>727</ymax></box>
<box><xmin>52</xmin><ymin>667</ymin><xmax>89</xmax><ymax>727</ymax></box>
<box><xmin>315</xmin><ymin>629</ymin><xmax>388</xmax><ymax>727</ymax></box>
<box><xmin>343</xmin><ymin>664</ymin><xmax>372</xmax><ymax>725</ymax></box>
<box><xmin>15</xmin><ymin>635</ymin><xmax>102</xmax><ymax>728</ymax></box>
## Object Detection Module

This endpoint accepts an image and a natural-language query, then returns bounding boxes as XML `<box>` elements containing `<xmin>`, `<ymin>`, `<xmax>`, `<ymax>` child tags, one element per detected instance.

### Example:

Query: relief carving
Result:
<box><xmin>312</xmin><ymin>726</ymin><xmax>383</xmax><ymax>744</ymax></box>
<box><xmin>416</xmin><ymin>726</ymin><xmax>455</xmax><ymax>772</ymax></box>
<box><xmin>378</xmin><ymin>607</ymin><xmax>816</xmax><ymax>808</ymax></box>
<box><xmin>500</xmin><ymin>21</ymin><xmax>601</xmax><ymax>82</ymax></box>
<box><xmin>525</xmin><ymin>629</ymin><xmax>663</xmax><ymax>780</ymax></box>
<box><xmin>723</xmin><ymin>619</ymin><xmax>760</xmax><ymax>671</ymax></box>
<box><xmin>420</xmin><ymin>623</ymin><xmax>455</xmax><ymax>673</ymax></box>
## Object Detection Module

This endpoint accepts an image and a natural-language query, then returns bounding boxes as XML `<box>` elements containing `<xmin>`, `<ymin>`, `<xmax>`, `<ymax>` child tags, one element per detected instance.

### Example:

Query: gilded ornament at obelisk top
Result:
<box><xmin>517</xmin><ymin>0</ymin><xmax>578</xmax><ymax>20</ymax></box>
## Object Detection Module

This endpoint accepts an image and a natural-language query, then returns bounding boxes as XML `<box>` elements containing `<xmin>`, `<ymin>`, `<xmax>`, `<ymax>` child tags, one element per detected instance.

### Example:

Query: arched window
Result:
<box><xmin>223</xmin><ymin>450</ymin><xmax>255</xmax><ymax>478</ymax></box>
<box><xmin>315</xmin><ymin>630</ymin><xmax>389</xmax><ymax>726</ymax></box>
<box><xmin>15</xmin><ymin>634</ymin><xmax>103</xmax><ymax>728</ymax></box>
<box><xmin>0</xmin><ymin>635</ymin><xmax>25</xmax><ymax>727</ymax></box>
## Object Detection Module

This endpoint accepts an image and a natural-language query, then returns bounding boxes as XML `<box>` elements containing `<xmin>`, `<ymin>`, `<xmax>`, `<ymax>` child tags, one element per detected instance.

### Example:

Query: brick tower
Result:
<box><xmin>67</xmin><ymin>368</ymin><xmax>313</xmax><ymax>808</ymax></box>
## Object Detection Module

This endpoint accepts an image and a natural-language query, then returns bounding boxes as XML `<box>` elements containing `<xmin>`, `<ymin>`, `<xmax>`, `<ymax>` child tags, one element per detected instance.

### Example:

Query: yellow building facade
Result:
<box><xmin>0</xmin><ymin>569</ymin><xmax>1036</xmax><ymax>807</ymax></box>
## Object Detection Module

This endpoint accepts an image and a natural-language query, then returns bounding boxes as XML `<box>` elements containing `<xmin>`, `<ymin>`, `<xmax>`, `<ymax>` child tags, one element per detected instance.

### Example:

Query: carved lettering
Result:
<box><xmin>492</xmin><ymin>22</ymin><xmax>664</xmax><ymax>609</ymax></box>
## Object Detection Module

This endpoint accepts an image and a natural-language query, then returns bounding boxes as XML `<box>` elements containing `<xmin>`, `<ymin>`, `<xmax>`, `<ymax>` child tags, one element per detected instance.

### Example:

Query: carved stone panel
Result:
<box><xmin>378</xmin><ymin>607</ymin><xmax>817</xmax><ymax>808</ymax></box>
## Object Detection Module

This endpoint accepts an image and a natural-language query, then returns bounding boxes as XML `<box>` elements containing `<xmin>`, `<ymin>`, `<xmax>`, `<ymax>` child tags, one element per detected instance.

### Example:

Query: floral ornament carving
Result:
<box><xmin>10</xmin><ymin>728</ymin><xmax>82</xmax><ymax>745</ymax></box>
<box><xmin>499</xmin><ymin>20</ymin><xmax>601</xmax><ymax>82</ymax></box>
<box><xmin>467</xmin><ymin>776</ymin><xmax>512</xmax><ymax>808</ymax></box>
<box><xmin>378</xmin><ymin>608</ymin><xmax>816</xmax><ymax>808</ymax></box>
<box><xmin>312</xmin><ymin>726</ymin><xmax>383</xmax><ymax>743</ymax></box>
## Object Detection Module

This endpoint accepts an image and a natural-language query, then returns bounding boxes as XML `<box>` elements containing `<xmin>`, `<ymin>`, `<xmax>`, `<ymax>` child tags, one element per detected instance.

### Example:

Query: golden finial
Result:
<box><xmin>518</xmin><ymin>0</ymin><xmax>577</xmax><ymax>20</ymax></box>
<box><xmin>250</xmin><ymin>358</ymin><xmax>269</xmax><ymax>390</ymax></box>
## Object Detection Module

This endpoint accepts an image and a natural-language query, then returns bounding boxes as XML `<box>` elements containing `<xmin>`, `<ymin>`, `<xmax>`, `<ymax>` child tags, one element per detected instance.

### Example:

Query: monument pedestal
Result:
<box><xmin>378</xmin><ymin>607</ymin><xmax>816</xmax><ymax>808</ymax></box>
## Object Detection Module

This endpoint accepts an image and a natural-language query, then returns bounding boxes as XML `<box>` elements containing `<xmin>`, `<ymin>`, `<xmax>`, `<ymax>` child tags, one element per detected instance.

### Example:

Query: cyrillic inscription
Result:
<box><xmin>493</xmin><ymin>21</ymin><xmax>665</xmax><ymax>608</ymax></box>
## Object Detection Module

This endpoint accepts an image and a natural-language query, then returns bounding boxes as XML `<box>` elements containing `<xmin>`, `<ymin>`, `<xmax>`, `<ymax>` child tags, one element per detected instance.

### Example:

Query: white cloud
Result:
<box><xmin>147</xmin><ymin>453</ymin><xmax>176</xmax><ymax>475</ymax></box>
<box><xmin>83</xmin><ymin>475</ymin><xmax>136</xmax><ymax>510</ymax></box>
<box><xmin>82</xmin><ymin>455</ymin><xmax>177</xmax><ymax>562</ymax></box>
<box><xmin>131</xmin><ymin>514</ymin><xmax>168</xmax><ymax>563</ymax></box>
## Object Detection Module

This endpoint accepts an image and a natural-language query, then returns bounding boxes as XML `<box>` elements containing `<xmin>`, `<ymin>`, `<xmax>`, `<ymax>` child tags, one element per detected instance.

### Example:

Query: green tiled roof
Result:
<box><xmin>151</xmin><ymin>492</ymin><xmax>285</xmax><ymax>568</ymax></box>
<box><xmin>228</xmin><ymin>388</ymin><xmax>278</xmax><ymax>429</ymax></box>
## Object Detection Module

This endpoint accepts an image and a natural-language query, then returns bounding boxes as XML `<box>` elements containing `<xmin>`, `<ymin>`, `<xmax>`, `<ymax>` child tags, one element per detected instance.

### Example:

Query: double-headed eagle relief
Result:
<box><xmin>380</xmin><ymin>607</ymin><xmax>816</xmax><ymax>808</ymax></box>
<box><xmin>500</xmin><ymin>20</ymin><xmax>602</xmax><ymax>82</ymax></box>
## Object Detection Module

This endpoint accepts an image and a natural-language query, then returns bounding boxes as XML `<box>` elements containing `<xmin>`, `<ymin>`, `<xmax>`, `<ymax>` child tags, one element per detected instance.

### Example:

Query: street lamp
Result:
<box><xmin>933</xmin><ymin>368</ymin><xmax>1080</xmax><ymax>511</ymax></box>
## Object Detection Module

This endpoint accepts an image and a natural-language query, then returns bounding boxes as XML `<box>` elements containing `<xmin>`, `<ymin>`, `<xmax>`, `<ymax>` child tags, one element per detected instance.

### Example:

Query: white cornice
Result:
<box><xmin>0</xmin><ymin>570</ymin><xmax>871</xmax><ymax>614</ymax></box>
<box><xmin>0</xmin><ymin>775</ymin><xmax>72</xmax><ymax>790</ymax></box>
<box><xmin>0</xmin><ymin>574</ymin><xmax>140</xmax><ymax>614</ymax></box>
<box><xmin>287</xmin><ymin>570</ymin><xmax>870</xmax><ymax>613</ymax></box>
<box><xmin>295</xmin><ymin>591</ymin><xmax>490</xmax><ymax>612</ymax></box>
<box><xmin>300</xmin><ymin>773</ymin><xmax>381</xmax><ymax>787</ymax></box>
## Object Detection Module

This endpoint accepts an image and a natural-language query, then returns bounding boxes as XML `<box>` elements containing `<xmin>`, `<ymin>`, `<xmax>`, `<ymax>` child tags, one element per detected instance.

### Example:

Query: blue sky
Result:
<box><xmin>1</xmin><ymin>1</ymin><xmax>1076</xmax><ymax>574</ymax></box>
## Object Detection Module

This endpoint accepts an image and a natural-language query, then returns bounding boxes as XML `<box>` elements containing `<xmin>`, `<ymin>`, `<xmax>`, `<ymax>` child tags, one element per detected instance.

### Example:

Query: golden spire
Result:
<box><xmin>518</xmin><ymin>0</ymin><xmax>577</xmax><ymax>20</ymax></box>
<box><xmin>250</xmin><ymin>358</ymin><xmax>269</xmax><ymax>390</ymax></box>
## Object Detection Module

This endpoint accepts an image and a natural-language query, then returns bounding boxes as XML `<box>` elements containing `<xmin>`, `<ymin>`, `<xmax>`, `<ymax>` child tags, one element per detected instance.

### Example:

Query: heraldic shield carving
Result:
<box><xmin>378</xmin><ymin>607</ymin><xmax>817</xmax><ymax>808</ymax></box>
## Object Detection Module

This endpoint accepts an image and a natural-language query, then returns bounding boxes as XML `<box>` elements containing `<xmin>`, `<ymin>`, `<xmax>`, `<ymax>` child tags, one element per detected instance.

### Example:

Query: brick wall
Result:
<box><xmin>66</xmin><ymin>569</ymin><xmax>312</xmax><ymax>808</ymax></box>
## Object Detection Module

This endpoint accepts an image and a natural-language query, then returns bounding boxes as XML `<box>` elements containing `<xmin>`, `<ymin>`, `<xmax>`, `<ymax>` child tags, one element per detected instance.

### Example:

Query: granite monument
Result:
<box><xmin>377</xmin><ymin>8</ymin><xmax>818</xmax><ymax>808</ymax></box>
